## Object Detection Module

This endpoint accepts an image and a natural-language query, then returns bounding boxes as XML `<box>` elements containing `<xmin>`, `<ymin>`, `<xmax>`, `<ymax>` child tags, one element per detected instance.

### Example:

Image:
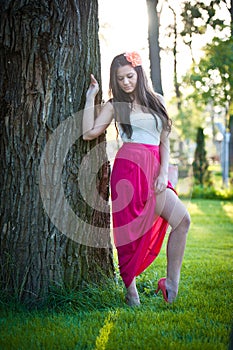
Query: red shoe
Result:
<box><xmin>155</xmin><ymin>278</ymin><xmax>168</xmax><ymax>303</ymax></box>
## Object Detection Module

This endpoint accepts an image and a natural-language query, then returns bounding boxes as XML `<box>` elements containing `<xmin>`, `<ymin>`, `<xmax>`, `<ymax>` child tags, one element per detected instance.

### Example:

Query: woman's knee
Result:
<box><xmin>180</xmin><ymin>210</ymin><xmax>191</xmax><ymax>232</ymax></box>
<box><xmin>170</xmin><ymin>208</ymin><xmax>191</xmax><ymax>233</ymax></box>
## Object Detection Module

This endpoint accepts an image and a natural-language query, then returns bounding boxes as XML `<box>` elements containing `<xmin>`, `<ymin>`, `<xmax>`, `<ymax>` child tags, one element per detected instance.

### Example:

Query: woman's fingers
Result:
<box><xmin>154</xmin><ymin>179</ymin><xmax>167</xmax><ymax>194</ymax></box>
<box><xmin>86</xmin><ymin>74</ymin><xmax>99</xmax><ymax>98</ymax></box>
<box><xmin>90</xmin><ymin>74</ymin><xmax>98</xmax><ymax>85</ymax></box>
<box><xmin>155</xmin><ymin>186</ymin><xmax>166</xmax><ymax>194</ymax></box>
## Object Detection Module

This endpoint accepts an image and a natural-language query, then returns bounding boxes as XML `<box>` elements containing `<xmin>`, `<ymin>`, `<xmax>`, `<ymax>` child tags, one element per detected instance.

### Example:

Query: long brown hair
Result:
<box><xmin>109</xmin><ymin>53</ymin><xmax>172</xmax><ymax>138</ymax></box>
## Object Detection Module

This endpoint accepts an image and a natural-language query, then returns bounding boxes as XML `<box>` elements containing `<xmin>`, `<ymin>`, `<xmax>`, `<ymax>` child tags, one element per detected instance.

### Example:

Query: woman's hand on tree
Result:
<box><xmin>86</xmin><ymin>74</ymin><xmax>99</xmax><ymax>100</ymax></box>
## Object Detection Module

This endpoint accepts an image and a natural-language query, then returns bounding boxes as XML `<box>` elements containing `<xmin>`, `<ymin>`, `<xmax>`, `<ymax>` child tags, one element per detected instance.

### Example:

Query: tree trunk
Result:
<box><xmin>0</xmin><ymin>0</ymin><xmax>114</xmax><ymax>304</ymax></box>
<box><xmin>229</xmin><ymin>115</ymin><xmax>233</xmax><ymax>172</ymax></box>
<box><xmin>230</xmin><ymin>0</ymin><xmax>233</xmax><ymax>37</ymax></box>
<box><xmin>146</xmin><ymin>0</ymin><xmax>163</xmax><ymax>95</ymax></box>
<box><xmin>169</xmin><ymin>5</ymin><xmax>182</xmax><ymax>111</ymax></box>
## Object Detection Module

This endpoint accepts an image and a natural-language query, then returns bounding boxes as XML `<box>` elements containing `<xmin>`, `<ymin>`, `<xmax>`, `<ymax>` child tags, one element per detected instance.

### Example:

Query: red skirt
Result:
<box><xmin>110</xmin><ymin>142</ymin><xmax>176</xmax><ymax>288</ymax></box>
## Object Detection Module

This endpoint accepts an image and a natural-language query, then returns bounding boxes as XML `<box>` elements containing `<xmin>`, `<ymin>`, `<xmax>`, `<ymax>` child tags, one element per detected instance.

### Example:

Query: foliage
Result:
<box><xmin>192</xmin><ymin>127</ymin><xmax>212</xmax><ymax>186</ymax></box>
<box><xmin>0</xmin><ymin>199</ymin><xmax>232</xmax><ymax>349</ymax></box>
<box><xmin>180</xmin><ymin>0</ymin><xmax>228</xmax><ymax>47</ymax></box>
<box><xmin>178</xmin><ymin>163</ymin><xmax>233</xmax><ymax>200</ymax></box>
<box><xmin>170</xmin><ymin>97</ymin><xmax>207</xmax><ymax>141</ymax></box>
<box><xmin>172</xmin><ymin>1</ymin><xmax>232</xmax><ymax>143</ymax></box>
<box><xmin>187</xmin><ymin>37</ymin><xmax>233</xmax><ymax>110</ymax></box>
<box><xmin>163</xmin><ymin>1</ymin><xmax>231</xmax><ymax>143</ymax></box>
<box><xmin>191</xmin><ymin>184</ymin><xmax>233</xmax><ymax>200</ymax></box>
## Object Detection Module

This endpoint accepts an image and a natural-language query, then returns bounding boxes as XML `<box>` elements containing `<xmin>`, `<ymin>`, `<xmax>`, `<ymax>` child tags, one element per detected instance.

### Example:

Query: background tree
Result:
<box><xmin>192</xmin><ymin>127</ymin><xmax>211</xmax><ymax>186</ymax></box>
<box><xmin>0</xmin><ymin>0</ymin><xmax>114</xmax><ymax>304</ymax></box>
<box><xmin>230</xmin><ymin>112</ymin><xmax>233</xmax><ymax>171</ymax></box>
<box><xmin>187</xmin><ymin>37</ymin><xmax>233</xmax><ymax>184</ymax></box>
<box><xmin>167</xmin><ymin>0</ymin><xmax>232</xmax><ymax>140</ymax></box>
<box><xmin>180</xmin><ymin>0</ymin><xmax>230</xmax><ymax>61</ymax></box>
<box><xmin>146</xmin><ymin>0</ymin><xmax>164</xmax><ymax>95</ymax></box>
<box><xmin>166</xmin><ymin>3</ymin><xmax>182</xmax><ymax>111</ymax></box>
<box><xmin>188</xmin><ymin>37</ymin><xmax>233</xmax><ymax>124</ymax></box>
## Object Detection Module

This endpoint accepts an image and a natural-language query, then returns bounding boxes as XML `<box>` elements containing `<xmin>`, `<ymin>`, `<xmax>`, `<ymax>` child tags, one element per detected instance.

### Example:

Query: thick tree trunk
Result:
<box><xmin>0</xmin><ymin>0</ymin><xmax>114</xmax><ymax>303</ymax></box>
<box><xmin>146</xmin><ymin>0</ymin><xmax>163</xmax><ymax>95</ymax></box>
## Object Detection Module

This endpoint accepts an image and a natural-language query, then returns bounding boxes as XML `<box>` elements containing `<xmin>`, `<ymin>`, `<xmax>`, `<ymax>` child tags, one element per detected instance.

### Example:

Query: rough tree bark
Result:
<box><xmin>0</xmin><ymin>0</ymin><xmax>114</xmax><ymax>304</ymax></box>
<box><xmin>146</xmin><ymin>0</ymin><xmax>163</xmax><ymax>95</ymax></box>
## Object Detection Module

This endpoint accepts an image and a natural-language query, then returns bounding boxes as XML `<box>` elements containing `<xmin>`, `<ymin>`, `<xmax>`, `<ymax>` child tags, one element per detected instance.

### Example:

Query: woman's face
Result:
<box><xmin>116</xmin><ymin>65</ymin><xmax>138</xmax><ymax>94</ymax></box>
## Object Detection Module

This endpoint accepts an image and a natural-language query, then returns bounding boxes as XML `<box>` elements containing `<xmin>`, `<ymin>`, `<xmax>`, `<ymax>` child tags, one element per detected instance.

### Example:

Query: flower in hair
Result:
<box><xmin>124</xmin><ymin>51</ymin><xmax>142</xmax><ymax>67</ymax></box>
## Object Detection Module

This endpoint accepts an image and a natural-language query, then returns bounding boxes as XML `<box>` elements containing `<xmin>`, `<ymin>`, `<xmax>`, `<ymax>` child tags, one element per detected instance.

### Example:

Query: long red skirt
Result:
<box><xmin>110</xmin><ymin>142</ymin><xmax>176</xmax><ymax>288</ymax></box>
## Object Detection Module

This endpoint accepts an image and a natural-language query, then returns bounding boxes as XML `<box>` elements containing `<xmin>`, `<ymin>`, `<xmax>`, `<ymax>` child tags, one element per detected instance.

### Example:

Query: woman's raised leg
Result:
<box><xmin>155</xmin><ymin>188</ymin><xmax>191</xmax><ymax>302</ymax></box>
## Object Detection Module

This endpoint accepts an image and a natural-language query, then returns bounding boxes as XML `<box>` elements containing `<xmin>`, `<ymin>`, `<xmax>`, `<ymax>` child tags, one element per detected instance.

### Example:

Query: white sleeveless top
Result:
<box><xmin>118</xmin><ymin>112</ymin><xmax>162</xmax><ymax>146</ymax></box>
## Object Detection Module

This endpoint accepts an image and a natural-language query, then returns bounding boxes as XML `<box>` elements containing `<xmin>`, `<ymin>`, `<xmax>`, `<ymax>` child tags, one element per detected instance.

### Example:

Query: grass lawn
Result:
<box><xmin>0</xmin><ymin>199</ymin><xmax>232</xmax><ymax>350</ymax></box>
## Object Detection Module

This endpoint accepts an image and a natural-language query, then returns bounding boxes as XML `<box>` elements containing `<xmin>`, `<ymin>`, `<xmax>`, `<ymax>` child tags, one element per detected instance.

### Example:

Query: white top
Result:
<box><xmin>118</xmin><ymin>112</ymin><xmax>162</xmax><ymax>146</ymax></box>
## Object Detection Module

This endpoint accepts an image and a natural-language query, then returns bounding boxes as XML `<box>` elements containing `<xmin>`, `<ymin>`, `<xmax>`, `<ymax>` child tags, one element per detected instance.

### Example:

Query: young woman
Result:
<box><xmin>83</xmin><ymin>52</ymin><xmax>190</xmax><ymax>306</ymax></box>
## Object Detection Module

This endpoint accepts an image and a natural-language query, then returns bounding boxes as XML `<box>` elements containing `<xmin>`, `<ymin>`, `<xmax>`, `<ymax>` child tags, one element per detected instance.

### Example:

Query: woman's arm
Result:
<box><xmin>154</xmin><ymin>129</ymin><xmax>170</xmax><ymax>194</ymax></box>
<box><xmin>83</xmin><ymin>74</ymin><xmax>114</xmax><ymax>140</ymax></box>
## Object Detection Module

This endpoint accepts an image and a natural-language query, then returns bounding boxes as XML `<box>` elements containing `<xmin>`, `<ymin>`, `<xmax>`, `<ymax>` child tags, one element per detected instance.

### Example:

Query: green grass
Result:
<box><xmin>0</xmin><ymin>199</ymin><xmax>232</xmax><ymax>350</ymax></box>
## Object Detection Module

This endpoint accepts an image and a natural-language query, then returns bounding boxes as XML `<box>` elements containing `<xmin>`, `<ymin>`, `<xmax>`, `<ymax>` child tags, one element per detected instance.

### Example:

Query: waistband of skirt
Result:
<box><xmin>121</xmin><ymin>142</ymin><xmax>159</xmax><ymax>151</ymax></box>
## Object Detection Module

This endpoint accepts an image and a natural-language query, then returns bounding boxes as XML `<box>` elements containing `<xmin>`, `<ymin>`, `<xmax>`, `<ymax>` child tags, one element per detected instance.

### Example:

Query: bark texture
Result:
<box><xmin>0</xmin><ymin>0</ymin><xmax>113</xmax><ymax>303</ymax></box>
